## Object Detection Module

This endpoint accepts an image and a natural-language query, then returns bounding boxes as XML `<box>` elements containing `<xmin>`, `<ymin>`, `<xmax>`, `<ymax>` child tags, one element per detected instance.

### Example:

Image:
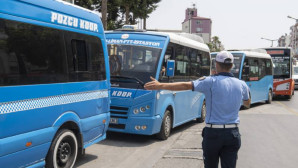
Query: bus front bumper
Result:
<box><xmin>108</xmin><ymin>115</ymin><xmax>162</xmax><ymax>135</ymax></box>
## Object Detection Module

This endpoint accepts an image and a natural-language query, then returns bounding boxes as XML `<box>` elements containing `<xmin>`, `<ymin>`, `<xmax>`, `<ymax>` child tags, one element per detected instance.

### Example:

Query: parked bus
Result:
<box><xmin>106</xmin><ymin>30</ymin><xmax>210</xmax><ymax>140</ymax></box>
<box><xmin>211</xmin><ymin>50</ymin><xmax>273</xmax><ymax>108</ymax></box>
<box><xmin>0</xmin><ymin>0</ymin><xmax>110</xmax><ymax>167</ymax></box>
<box><xmin>264</xmin><ymin>48</ymin><xmax>295</xmax><ymax>99</ymax></box>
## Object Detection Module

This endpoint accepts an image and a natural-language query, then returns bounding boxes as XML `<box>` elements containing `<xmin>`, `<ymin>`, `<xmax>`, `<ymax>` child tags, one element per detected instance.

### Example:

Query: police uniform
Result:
<box><xmin>192</xmin><ymin>51</ymin><xmax>250</xmax><ymax>168</ymax></box>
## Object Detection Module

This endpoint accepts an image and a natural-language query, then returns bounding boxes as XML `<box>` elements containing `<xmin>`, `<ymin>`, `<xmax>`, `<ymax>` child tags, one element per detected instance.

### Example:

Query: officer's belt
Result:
<box><xmin>205</xmin><ymin>124</ymin><xmax>238</xmax><ymax>128</ymax></box>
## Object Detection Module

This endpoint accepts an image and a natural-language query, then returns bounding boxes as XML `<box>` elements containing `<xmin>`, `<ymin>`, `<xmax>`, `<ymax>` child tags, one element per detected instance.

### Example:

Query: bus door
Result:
<box><xmin>172</xmin><ymin>46</ymin><xmax>193</xmax><ymax>123</ymax></box>
<box><xmin>258</xmin><ymin>58</ymin><xmax>269</xmax><ymax>100</ymax></box>
<box><xmin>244</xmin><ymin>58</ymin><xmax>260</xmax><ymax>102</ymax></box>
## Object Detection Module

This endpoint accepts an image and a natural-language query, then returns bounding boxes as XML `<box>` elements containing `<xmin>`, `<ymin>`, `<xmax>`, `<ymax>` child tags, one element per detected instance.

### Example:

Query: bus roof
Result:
<box><xmin>106</xmin><ymin>31</ymin><xmax>210</xmax><ymax>52</ymax></box>
<box><xmin>158</xmin><ymin>32</ymin><xmax>210</xmax><ymax>52</ymax></box>
<box><xmin>212</xmin><ymin>50</ymin><xmax>271</xmax><ymax>59</ymax></box>
<box><xmin>0</xmin><ymin>0</ymin><xmax>104</xmax><ymax>34</ymax></box>
<box><xmin>263</xmin><ymin>47</ymin><xmax>292</xmax><ymax>50</ymax></box>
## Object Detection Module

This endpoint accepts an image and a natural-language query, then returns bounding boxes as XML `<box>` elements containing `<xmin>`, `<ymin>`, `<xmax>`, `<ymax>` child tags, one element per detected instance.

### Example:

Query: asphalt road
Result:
<box><xmin>238</xmin><ymin>90</ymin><xmax>298</xmax><ymax>168</ymax></box>
<box><xmin>75</xmin><ymin>90</ymin><xmax>298</xmax><ymax>168</ymax></box>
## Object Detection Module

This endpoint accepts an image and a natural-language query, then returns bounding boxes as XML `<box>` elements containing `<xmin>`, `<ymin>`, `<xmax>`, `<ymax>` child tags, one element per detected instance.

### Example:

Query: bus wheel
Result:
<box><xmin>156</xmin><ymin>110</ymin><xmax>172</xmax><ymax>140</ymax></box>
<box><xmin>46</xmin><ymin>129</ymin><xmax>78</xmax><ymax>168</ymax></box>
<box><xmin>285</xmin><ymin>95</ymin><xmax>292</xmax><ymax>100</ymax></box>
<box><xmin>266</xmin><ymin>90</ymin><xmax>272</xmax><ymax>104</ymax></box>
<box><xmin>197</xmin><ymin>101</ymin><xmax>206</xmax><ymax>123</ymax></box>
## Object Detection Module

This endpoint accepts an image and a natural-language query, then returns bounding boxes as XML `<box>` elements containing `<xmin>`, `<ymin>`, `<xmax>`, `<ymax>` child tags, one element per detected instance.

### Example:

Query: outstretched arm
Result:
<box><xmin>144</xmin><ymin>77</ymin><xmax>192</xmax><ymax>91</ymax></box>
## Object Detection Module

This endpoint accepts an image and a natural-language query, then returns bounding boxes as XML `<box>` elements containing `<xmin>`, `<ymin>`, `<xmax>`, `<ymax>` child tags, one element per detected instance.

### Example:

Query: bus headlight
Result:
<box><xmin>135</xmin><ymin>125</ymin><xmax>141</xmax><ymax>130</ymax></box>
<box><xmin>146</xmin><ymin>105</ymin><xmax>150</xmax><ymax>109</ymax></box>
<box><xmin>133</xmin><ymin>108</ymin><xmax>139</xmax><ymax>114</ymax></box>
<box><xmin>140</xmin><ymin>107</ymin><xmax>146</xmax><ymax>112</ymax></box>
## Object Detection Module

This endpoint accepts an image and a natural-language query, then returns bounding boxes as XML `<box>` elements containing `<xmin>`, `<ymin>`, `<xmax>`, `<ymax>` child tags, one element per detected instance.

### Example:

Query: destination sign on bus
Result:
<box><xmin>272</xmin><ymin>56</ymin><xmax>289</xmax><ymax>63</ymax></box>
<box><xmin>266</xmin><ymin>50</ymin><xmax>284</xmax><ymax>55</ymax></box>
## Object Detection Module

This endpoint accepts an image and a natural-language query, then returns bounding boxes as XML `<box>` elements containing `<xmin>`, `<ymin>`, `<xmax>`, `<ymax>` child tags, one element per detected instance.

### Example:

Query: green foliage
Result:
<box><xmin>75</xmin><ymin>0</ymin><xmax>161</xmax><ymax>30</ymax></box>
<box><xmin>75</xmin><ymin>0</ymin><xmax>99</xmax><ymax>10</ymax></box>
<box><xmin>207</xmin><ymin>36</ymin><xmax>224</xmax><ymax>52</ymax></box>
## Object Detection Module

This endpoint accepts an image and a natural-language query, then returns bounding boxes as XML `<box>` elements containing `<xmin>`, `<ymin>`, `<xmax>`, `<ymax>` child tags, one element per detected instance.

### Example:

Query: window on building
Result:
<box><xmin>196</xmin><ymin>28</ymin><xmax>202</xmax><ymax>32</ymax></box>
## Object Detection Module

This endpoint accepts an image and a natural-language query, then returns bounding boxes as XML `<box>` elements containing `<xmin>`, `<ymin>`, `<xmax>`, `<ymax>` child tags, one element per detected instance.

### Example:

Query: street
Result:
<box><xmin>75</xmin><ymin>90</ymin><xmax>298</xmax><ymax>168</ymax></box>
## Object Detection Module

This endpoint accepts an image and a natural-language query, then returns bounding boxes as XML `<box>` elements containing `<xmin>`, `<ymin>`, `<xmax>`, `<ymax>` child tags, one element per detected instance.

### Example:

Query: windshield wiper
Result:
<box><xmin>111</xmin><ymin>76</ymin><xmax>144</xmax><ymax>86</ymax></box>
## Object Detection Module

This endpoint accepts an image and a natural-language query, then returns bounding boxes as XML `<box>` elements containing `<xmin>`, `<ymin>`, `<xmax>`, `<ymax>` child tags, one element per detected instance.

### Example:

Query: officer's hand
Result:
<box><xmin>144</xmin><ymin>76</ymin><xmax>161</xmax><ymax>90</ymax></box>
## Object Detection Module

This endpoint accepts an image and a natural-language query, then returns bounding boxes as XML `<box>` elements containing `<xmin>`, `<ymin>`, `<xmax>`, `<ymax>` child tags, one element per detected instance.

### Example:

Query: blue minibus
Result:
<box><xmin>211</xmin><ymin>50</ymin><xmax>273</xmax><ymax>108</ymax></box>
<box><xmin>0</xmin><ymin>0</ymin><xmax>110</xmax><ymax>167</ymax></box>
<box><xmin>106</xmin><ymin>30</ymin><xmax>210</xmax><ymax>140</ymax></box>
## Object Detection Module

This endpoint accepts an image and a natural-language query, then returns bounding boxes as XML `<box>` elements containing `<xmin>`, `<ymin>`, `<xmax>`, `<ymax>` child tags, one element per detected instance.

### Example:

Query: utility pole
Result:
<box><xmin>101</xmin><ymin>0</ymin><xmax>107</xmax><ymax>30</ymax></box>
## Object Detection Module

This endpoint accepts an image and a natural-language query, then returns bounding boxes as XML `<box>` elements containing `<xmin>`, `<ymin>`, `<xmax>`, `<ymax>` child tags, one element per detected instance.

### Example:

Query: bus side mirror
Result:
<box><xmin>166</xmin><ymin>60</ymin><xmax>175</xmax><ymax>77</ymax></box>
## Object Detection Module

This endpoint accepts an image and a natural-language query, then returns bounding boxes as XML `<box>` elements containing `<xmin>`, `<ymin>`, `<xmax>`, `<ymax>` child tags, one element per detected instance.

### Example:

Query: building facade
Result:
<box><xmin>289</xmin><ymin>23</ymin><xmax>298</xmax><ymax>57</ymax></box>
<box><xmin>181</xmin><ymin>6</ymin><xmax>212</xmax><ymax>43</ymax></box>
<box><xmin>278</xmin><ymin>34</ymin><xmax>291</xmax><ymax>47</ymax></box>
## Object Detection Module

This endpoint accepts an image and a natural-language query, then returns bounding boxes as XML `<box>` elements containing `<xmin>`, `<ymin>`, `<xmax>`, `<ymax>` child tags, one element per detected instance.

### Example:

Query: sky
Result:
<box><xmin>146</xmin><ymin>0</ymin><xmax>298</xmax><ymax>50</ymax></box>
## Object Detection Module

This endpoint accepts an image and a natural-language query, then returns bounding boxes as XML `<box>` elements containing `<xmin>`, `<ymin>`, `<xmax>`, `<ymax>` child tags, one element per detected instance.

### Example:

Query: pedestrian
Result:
<box><xmin>144</xmin><ymin>51</ymin><xmax>251</xmax><ymax>168</ymax></box>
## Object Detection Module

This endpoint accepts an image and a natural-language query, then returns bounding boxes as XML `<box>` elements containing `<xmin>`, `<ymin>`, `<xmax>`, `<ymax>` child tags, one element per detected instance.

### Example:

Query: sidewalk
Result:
<box><xmin>153</xmin><ymin>123</ymin><xmax>205</xmax><ymax>168</ymax></box>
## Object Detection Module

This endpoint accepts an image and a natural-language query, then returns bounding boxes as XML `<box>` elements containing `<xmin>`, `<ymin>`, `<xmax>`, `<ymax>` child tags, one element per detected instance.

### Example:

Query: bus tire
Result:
<box><xmin>285</xmin><ymin>94</ymin><xmax>292</xmax><ymax>100</ymax></box>
<box><xmin>266</xmin><ymin>90</ymin><xmax>272</xmax><ymax>104</ymax></box>
<box><xmin>197</xmin><ymin>101</ymin><xmax>206</xmax><ymax>123</ymax></box>
<box><xmin>46</xmin><ymin>129</ymin><xmax>78</xmax><ymax>168</ymax></box>
<box><xmin>156</xmin><ymin>110</ymin><xmax>172</xmax><ymax>140</ymax></box>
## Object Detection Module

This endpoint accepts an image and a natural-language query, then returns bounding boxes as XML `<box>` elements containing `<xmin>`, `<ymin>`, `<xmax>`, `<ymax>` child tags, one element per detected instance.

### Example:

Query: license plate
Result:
<box><xmin>110</xmin><ymin>118</ymin><xmax>118</xmax><ymax>124</ymax></box>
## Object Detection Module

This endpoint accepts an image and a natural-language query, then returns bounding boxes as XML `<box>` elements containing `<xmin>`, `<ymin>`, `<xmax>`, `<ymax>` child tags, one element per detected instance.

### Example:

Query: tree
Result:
<box><xmin>207</xmin><ymin>36</ymin><xmax>224</xmax><ymax>52</ymax></box>
<box><xmin>75</xmin><ymin>0</ymin><xmax>161</xmax><ymax>30</ymax></box>
<box><xmin>74</xmin><ymin>0</ymin><xmax>98</xmax><ymax>10</ymax></box>
<box><xmin>132</xmin><ymin>0</ymin><xmax>161</xmax><ymax>29</ymax></box>
<box><xmin>101</xmin><ymin>0</ymin><xmax>107</xmax><ymax>30</ymax></box>
<box><xmin>118</xmin><ymin>0</ymin><xmax>136</xmax><ymax>24</ymax></box>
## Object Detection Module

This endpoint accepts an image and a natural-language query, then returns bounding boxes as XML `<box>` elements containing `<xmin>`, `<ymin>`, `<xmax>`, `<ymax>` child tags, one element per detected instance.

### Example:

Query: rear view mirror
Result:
<box><xmin>166</xmin><ymin>60</ymin><xmax>175</xmax><ymax>77</ymax></box>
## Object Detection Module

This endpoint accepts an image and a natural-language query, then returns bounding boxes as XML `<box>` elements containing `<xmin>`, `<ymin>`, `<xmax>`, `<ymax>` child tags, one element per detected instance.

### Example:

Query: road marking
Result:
<box><xmin>276</xmin><ymin>101</ymin><xmax>298</xmax><ymax>116</ymax></box>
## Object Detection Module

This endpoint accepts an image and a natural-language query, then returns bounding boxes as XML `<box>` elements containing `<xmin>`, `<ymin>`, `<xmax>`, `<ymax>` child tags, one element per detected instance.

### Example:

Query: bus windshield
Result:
<box><xmin>108</xmin><ymin>44</ymin><xmax>162</xmax><ymax>88</ymax></box>
<box><xmin>271</xmin><ymin>56</ymin><xmax>290</xmax><ymax>78</ymax></box>
<box><xmin>211</xmin><ymin>53</ymin><xmax>243</xmax><ymax>78</ymax></box>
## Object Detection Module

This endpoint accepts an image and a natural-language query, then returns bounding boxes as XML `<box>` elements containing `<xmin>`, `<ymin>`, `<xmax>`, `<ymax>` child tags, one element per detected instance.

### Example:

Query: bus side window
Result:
<box><xmin>71</xmin><ymin>40</ymin><xmax>88</xmax><ymax>72</ymax></box>
<box><xmin>265</xmin><ymin>59</ymin><xmax>273</xmax><ymax>75</ymax></box>
<box><xmin>241</xmin><ymin>59</ymin><xmax>249</xmax><ymax>81</ymax></box>
<box><xmin>159</xmin><ymin>44</ymin><xmax>174</xmax><ymax>82</ymax></box>
<box><xmin>66</xmin><ymin>32</ymin><xmax>106</xmax><ymax>82</ymax></box>
<box><xmin>190</xmin><ymin>49</ymin><xmax>200</xmax><ymax>80</ymax></box>
<box><xmin>248</xmin><ymin>58</ymin><xmax>259</xmax><ymax>81</ymax></box>
<box><xmin>0</xmin><ymin>18</ymin><xmax>68</xmax><ymax>86</ymax></box>
<box><xmin>259</xmin><ymin>59</ymin><xmax>266</xmax><ymax>80</ymax></box>
<box><xmin>174</xmin><ymin>45</ymin><xmax>189</xmax><ymax>82</ymax></box>
<box><xmin>201</xmin><ymin>51</ymin><xmax>211</xmax><ymax>76</ymax></box>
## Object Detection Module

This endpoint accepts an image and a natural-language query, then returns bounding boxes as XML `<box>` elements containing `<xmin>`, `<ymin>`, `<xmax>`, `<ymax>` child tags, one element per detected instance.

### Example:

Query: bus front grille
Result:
<box><xmin>110</xmin><ymin>106</ymin><xmax>129</xmax><ymax>119</ymax></box>
<box><xmin>110</xmin><ymin>106</ymin><xmax>129</xmax><ymax>130</ymax></box>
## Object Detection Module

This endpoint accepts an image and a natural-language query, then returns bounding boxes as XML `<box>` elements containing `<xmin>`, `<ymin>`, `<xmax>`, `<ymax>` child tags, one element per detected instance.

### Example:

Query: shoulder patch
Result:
<box><xmin>199</xmin><ymin>76</ymin><xmax>206</xmax><ymax>81</ymax></box>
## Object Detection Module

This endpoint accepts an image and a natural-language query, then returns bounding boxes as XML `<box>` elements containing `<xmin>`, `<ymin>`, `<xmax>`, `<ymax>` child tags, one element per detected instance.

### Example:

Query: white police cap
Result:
<box><xmin>216</xmin><ymin>51</ymin><xmax>234</xmax><ymax>64</ymax></box>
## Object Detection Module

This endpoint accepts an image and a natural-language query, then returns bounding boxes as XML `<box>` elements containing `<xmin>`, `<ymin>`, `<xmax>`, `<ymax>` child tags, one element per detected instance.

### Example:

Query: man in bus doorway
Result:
<box><xmin>144</xmin><ymin>51</ymin><xmax>251</xmax><ymax>168</ymax></box>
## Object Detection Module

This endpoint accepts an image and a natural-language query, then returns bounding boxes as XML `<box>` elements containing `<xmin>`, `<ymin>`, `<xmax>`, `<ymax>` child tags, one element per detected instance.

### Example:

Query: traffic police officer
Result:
<box><xmin>144</xmin><ymin>51</ymin><xmax>251</xmax><ymax>168</ymax></box>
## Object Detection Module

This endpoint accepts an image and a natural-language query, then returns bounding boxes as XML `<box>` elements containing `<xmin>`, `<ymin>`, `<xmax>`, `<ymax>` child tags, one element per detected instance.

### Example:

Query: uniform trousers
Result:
<box><xmin>202</xmin><ymin>127</ymin><xmax>241</xmax><ymax>168</ymax></box>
